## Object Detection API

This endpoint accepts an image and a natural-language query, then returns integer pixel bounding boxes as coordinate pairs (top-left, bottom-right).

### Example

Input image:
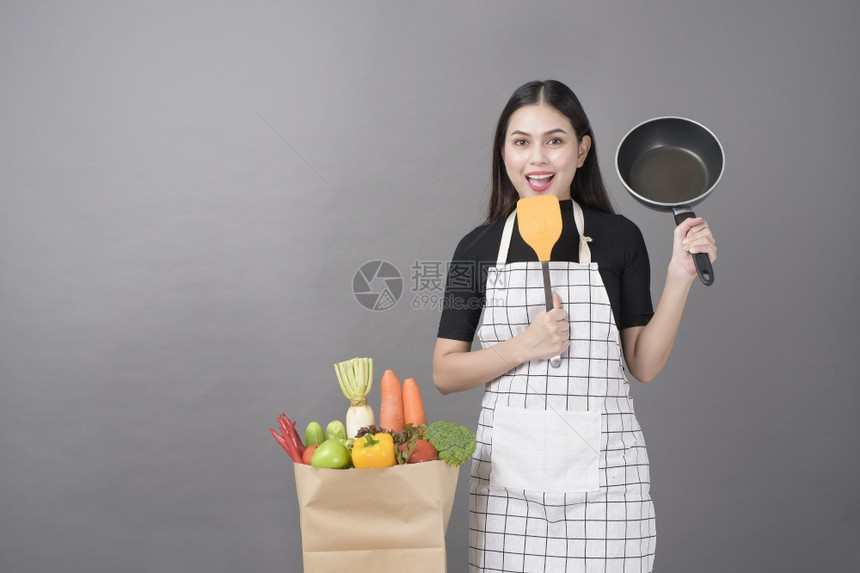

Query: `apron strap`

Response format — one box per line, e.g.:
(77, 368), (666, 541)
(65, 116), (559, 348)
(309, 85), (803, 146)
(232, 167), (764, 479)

(496, 210), (518, 267)
(573, 200), (593, 265)
(496, 200), (594, 266)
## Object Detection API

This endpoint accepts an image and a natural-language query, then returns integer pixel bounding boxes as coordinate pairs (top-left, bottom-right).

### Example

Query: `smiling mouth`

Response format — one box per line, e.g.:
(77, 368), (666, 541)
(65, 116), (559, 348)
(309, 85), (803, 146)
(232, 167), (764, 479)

(526, 172), (554, 191)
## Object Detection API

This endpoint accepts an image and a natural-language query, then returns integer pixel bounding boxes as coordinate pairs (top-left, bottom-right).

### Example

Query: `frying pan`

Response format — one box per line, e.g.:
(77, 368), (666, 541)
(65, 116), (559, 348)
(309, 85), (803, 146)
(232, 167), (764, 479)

(517, 195), (564, 368)
(616, 116), (724, 286)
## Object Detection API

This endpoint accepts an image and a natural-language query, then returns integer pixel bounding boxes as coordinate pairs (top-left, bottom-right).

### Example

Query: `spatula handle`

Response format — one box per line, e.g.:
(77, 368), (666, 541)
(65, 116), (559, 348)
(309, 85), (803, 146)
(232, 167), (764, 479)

(541, 263), (562, 368)
(542, 264), (553, 312)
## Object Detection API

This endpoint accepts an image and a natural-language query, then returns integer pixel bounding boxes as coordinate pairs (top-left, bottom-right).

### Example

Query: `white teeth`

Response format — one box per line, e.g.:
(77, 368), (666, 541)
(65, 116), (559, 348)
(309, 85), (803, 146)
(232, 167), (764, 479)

(527, 174), (553, 180)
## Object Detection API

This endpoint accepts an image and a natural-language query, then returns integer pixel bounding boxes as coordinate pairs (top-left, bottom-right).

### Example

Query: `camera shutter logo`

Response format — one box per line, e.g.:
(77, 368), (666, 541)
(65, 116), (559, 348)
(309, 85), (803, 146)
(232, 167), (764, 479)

(352, 261), (403, 311)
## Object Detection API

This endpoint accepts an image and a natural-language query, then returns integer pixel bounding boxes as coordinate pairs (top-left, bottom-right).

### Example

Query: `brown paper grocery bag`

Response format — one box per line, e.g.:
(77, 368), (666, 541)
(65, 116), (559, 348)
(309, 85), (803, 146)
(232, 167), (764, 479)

(293, 460), (459, 573)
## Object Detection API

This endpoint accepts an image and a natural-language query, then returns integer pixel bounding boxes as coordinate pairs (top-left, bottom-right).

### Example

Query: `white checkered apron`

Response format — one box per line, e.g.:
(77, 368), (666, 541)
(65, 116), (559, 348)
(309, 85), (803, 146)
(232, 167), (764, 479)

(469, 201), (656, 572)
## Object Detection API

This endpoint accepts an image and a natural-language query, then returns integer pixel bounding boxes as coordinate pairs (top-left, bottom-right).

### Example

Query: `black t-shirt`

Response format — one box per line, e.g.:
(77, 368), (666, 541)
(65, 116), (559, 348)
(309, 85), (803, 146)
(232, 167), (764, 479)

(437, 199), (654, 342)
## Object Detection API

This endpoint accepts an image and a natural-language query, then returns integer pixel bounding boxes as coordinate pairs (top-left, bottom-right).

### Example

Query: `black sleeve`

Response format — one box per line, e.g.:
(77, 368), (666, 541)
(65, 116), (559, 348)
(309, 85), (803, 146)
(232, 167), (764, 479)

(436, 225), (497, 342)
(617, 216), (654, 329)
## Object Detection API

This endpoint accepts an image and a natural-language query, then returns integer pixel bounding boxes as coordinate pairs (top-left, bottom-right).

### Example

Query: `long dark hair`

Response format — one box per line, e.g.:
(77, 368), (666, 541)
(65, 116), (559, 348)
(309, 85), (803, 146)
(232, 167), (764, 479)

(485, 80), (614, 223)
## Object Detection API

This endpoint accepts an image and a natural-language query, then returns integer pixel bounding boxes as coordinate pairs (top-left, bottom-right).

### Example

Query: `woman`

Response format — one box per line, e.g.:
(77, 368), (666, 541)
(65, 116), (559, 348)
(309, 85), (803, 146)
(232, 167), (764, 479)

(433, 80), (716, 572)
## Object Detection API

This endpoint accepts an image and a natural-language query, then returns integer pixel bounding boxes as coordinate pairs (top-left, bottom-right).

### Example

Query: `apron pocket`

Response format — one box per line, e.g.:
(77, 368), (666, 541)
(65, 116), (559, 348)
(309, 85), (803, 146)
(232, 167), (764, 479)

(490, 405), (601, 493)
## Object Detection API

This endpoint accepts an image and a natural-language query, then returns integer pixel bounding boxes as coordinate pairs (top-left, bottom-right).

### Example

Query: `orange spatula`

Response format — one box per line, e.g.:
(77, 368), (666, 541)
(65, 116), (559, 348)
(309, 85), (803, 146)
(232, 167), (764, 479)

(517, 195), (564, 367)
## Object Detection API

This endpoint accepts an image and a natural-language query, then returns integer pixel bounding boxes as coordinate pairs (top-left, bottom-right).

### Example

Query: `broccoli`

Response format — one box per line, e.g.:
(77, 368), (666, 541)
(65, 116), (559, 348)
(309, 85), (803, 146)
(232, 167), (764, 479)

(423, 421), (477, 467)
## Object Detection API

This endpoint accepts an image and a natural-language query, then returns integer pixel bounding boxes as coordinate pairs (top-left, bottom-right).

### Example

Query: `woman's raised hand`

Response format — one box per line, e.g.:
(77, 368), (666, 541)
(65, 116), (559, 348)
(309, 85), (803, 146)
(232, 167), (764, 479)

(669, 217), (717, 283)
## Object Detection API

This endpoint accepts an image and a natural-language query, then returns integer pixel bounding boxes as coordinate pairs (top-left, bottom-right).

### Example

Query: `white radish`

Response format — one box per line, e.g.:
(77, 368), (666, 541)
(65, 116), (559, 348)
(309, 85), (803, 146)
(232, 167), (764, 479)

(334, 357), (376, 438)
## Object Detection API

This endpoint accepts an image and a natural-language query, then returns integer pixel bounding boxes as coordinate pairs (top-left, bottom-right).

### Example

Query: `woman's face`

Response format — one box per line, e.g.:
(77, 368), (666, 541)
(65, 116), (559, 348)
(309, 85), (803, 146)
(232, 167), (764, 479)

(502, 104), (591, 200)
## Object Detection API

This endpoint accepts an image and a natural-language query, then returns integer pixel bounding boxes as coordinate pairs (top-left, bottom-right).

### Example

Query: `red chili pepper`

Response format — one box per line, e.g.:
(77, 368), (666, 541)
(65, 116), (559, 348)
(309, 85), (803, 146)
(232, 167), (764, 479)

(269, 413), (307, 463)
(269, 427), (302, 462)
(291, 423), (306, 456)
(278, 413), (306, 457)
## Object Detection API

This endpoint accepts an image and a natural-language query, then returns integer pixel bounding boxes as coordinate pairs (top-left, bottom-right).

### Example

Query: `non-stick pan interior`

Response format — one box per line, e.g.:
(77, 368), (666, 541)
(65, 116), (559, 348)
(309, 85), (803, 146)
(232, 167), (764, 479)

(617, 117), (724, 207)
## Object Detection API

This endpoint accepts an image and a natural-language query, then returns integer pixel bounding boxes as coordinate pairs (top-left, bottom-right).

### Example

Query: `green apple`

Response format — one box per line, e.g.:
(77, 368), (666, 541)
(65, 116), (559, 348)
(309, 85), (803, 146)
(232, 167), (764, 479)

(310, 438), (351, 469)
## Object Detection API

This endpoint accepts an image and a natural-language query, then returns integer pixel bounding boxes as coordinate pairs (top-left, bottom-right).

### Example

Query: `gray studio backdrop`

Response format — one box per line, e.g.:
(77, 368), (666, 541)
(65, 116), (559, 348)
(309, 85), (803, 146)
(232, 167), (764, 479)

(2, 1), (858, 572)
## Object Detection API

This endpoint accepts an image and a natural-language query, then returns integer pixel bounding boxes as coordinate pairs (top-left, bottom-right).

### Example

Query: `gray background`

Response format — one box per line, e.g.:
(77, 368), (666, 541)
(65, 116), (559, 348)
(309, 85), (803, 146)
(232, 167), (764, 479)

(2, 1), (858, 572)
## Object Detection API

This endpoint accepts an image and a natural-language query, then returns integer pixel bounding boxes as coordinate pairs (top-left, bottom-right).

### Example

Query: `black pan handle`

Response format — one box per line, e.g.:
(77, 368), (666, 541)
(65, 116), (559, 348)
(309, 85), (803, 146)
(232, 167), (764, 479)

(673, 209), (714, 286)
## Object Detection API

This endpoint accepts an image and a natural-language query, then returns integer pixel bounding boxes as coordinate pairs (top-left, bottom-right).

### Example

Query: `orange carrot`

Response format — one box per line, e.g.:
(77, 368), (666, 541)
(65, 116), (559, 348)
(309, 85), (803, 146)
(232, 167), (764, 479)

(379, 369), (405, 432)
(402, 377), (427, 426)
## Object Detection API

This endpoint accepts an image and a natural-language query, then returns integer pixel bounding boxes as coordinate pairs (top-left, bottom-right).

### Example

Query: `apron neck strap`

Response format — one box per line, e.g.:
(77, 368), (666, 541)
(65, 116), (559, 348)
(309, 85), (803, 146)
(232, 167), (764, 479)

(496, 200), (593, 266)
(496, 210), (518, 267)
(573, 200), (592, 265)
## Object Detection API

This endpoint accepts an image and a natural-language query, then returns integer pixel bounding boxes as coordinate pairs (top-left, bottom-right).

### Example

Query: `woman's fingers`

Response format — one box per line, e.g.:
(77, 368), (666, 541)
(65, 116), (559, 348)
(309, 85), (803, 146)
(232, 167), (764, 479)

(681, 219), (717, 261)
(669, 217), (718, 279)
(546, 293), (569, 348)
(515, 290), (573, 362)
(674, 216), (704, 237)
(548, 292), (568, 332)
(520, 293), (569, 360)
